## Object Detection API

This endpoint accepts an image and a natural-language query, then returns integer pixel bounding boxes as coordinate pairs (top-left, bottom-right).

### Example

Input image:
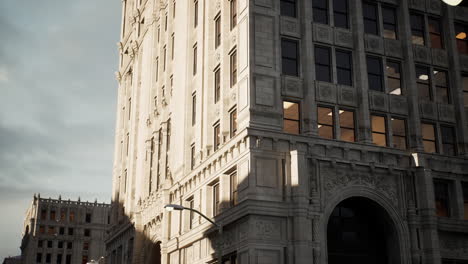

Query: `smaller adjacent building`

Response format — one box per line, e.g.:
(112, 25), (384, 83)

(20, 194), (111, 264)
(2, 256), (22, 264)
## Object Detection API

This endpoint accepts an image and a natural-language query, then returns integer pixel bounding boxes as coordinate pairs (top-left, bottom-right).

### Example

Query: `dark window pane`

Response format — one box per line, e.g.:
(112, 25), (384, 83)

(368, 75), (383, 91)
(411, 13), (425, 45)
(282, 39), (298, 76)
(337, 69), (352, 86)
(418, 83), (431, 101)
(281, 0), (296, 17)
(333, 0), (348, 28)
(283, 59), (298, 76)
(441, 126), (456, 155)
(363, 3), (378, 35)
(316, 65), (331, 82)
(434, 180), (450, 217)
(382, 7), (397, 39)
(314, 9), (329, 24)
(315, 47), (330, 64)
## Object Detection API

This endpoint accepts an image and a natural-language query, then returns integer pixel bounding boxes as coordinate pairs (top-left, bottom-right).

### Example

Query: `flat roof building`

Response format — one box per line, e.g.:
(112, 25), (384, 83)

(20, 195), (110, 264)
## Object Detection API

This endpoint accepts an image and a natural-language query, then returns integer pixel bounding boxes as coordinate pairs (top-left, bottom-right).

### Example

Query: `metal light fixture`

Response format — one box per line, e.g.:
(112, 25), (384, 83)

(441, 0), (468, 6)
(164, 204), (219, 227)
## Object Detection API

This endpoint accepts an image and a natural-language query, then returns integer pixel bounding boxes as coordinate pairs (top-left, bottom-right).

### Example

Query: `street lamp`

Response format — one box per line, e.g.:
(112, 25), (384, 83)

(441, 0), (468, 6)
(86, 256), (104, 264)
(164, 204), (220, 228)
(164, 204), (223, 261)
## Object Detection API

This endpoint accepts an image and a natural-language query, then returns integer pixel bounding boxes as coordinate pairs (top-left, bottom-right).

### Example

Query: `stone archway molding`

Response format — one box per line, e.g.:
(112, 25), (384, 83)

(318, 187), (412, 264)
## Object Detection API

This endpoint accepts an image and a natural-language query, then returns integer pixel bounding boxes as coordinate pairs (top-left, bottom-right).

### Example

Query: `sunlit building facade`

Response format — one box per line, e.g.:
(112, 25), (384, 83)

(108, 0), (468, 263)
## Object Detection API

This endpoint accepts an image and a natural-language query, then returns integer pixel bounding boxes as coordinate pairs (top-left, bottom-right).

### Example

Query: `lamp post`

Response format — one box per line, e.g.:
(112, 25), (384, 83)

(86, 256), (104, 264)
(164, 204), (223, 261)
(441, 0), (468, 6)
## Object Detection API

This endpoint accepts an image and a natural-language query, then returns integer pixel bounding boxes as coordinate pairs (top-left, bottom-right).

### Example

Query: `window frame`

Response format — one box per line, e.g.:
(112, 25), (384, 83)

(230, 0), (237, 29)
(280, 0), (297, 18)
(230, 107), (238, 138)
(382, 5), (398, 40)
(317, 106), (335, 140)
(410, 12), (426, 46)
(335, 49), (353, 86)
(339, 108), (356, 142)
(283, 100), (301, 134)
(230, 49), (238, 87)
(433, 179), (451, 217)
(282, 38), (299, 77)
(214, 67), (221, 103)
(333, 0), (349, 29)
(215, 14), (221, 48)
(314, 45), (331, 82)
(213, 121), (221, 151)
(313, 0), (329, 25)
(421, 122), (438, 153)
(363, 2), (379, 35)
(371, 114), (388, 147)
(366, 56), (384, 92)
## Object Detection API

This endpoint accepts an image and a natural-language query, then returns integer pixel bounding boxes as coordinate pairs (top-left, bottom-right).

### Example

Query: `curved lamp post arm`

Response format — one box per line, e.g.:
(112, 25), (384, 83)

(164, 204), (221, 231)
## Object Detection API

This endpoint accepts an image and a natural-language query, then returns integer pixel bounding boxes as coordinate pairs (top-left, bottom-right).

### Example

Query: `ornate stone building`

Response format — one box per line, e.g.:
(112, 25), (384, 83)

(108, 0), (468, 263)
(20, 195), (110, 264)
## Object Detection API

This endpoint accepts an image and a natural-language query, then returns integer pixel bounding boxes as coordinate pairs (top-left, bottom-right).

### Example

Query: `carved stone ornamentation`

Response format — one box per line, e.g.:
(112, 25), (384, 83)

(254, 219), (281, 240)
(322, 162), (399, 206)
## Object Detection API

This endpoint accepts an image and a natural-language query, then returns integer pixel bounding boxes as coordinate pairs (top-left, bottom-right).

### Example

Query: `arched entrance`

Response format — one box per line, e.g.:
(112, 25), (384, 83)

(327, 197), (400, 264)
(146, 242), (161, 264)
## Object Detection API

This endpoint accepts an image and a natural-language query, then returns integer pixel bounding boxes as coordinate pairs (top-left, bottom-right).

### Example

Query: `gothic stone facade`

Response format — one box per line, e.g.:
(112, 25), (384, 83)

(108, 0), (468, 263)
(20, 195), (110, 264)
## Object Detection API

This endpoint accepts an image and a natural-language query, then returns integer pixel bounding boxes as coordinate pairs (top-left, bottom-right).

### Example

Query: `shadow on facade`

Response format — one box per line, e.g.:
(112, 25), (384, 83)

(108, 168), (405, 264)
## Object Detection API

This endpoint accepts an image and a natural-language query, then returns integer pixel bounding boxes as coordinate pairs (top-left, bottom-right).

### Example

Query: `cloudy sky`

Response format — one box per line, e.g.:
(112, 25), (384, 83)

(0, 1), (121, 259)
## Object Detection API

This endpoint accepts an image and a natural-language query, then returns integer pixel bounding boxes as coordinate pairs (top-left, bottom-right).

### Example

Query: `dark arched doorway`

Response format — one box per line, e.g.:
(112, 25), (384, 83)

(327, 197), (400, 264)
(146, 242), (161, 264)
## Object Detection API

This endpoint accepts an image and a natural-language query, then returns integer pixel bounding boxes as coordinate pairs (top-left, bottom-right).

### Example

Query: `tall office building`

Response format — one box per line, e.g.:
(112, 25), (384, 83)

(107, 0), (468, 263)
(20, 195), (110, 264)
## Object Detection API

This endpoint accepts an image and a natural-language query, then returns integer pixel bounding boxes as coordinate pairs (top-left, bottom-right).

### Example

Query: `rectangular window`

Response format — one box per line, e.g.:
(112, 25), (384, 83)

(230, 50), (237, 86)
(336, 49), (352, 86)
(462, 182), (468, 220)
(171, 34), (175, 59)
(371, 115), (387, 147)
(214, 68), (221, 103)
(363, 2), (379, 35)
(215, 15), (221, 48)
(283, 101), (300, 134)
(68, 228), (74, 236)
(315, 46), (331, 82)
(382, 6), (397, 39)
(317, 106), (334, 139)
(367, 56), (383, 91)
(188, 197), (195, 229)
(391, 118), (407, 150)
(280, 0), (296, 17)
(58, 241), (63, 249)
(434, 70), (449, 104)
(213, 182), (220, 216)
(282, 39), (299, 76)
(231, 0), (237, 29)
(37, 253), (42, 263)
(387, 61), (402, 95)
(194, 1), (198, 27)
(38, 240), (43, 248)
(50, 210), (56, 220)
(57, 254), (62, 264)
(230, 108), (238, 137)
(193, 44), (197, 75)
(83, 242), (89, 251)
(59, 227), (65, 235)
(47, 241), (53, 248)
(191, 144), (195, 170)
(230, 171), (238, 206)
(455, 23), (468, 54)
(46, 254), (51, 264)
(60, 209), (66, 221)
(155, 57), (159, 81)
(66, 255), (71, 264)
(416, 66), (431, 101)
(333, 0), (348, 28)
(163, 46), (167, 71)
(39, 226), (45, 234)
(339, 109), (355, 142)
(313, 0), (329, 25)
(441, 126), (456, 156)
(84, 229), (91, 237)
(214, 122), (221, 151)
(434, 180), (450, 217)
(48, 227), (55, 235)
(422, 123), (437, 153)
(192, 93), (196, 126)
(128, 98), (132, 120)
(41, 209), (47, 220)
(81, 256), (88, 264)
(463, 75), (468, 107)
(410, 13), (425, 45)
(166, 119), (171, 151)
(173, 1), (176, 17)
(85, 213), (91, 223)
(429, 17), (443, 49)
